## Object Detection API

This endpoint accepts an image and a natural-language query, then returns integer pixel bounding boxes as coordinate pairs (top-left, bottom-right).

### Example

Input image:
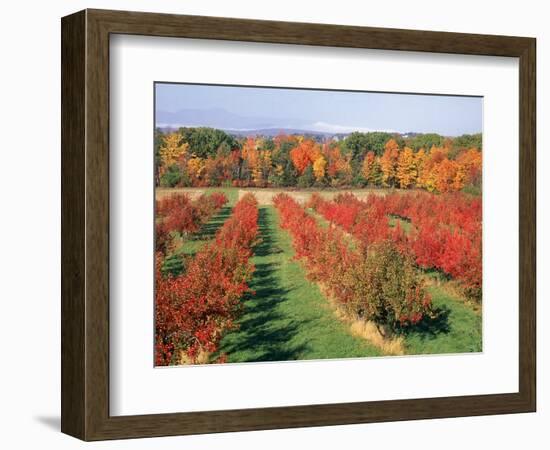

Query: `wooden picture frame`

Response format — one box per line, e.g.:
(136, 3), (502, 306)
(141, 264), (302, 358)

(61, 8), (536, 441)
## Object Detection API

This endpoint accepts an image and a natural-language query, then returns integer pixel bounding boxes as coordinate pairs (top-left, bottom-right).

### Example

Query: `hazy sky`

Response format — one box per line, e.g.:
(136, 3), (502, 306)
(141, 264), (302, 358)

(155, 83), (482, 136)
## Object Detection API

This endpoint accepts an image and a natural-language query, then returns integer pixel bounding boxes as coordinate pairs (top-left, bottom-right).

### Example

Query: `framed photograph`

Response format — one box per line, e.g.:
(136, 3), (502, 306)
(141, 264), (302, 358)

(61, 9), (536, 441)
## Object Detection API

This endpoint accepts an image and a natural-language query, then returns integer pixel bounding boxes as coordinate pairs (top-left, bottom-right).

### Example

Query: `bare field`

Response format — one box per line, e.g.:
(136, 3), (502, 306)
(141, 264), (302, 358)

(155, 186), (396, 205)
(155, 187), (205, 200)
(236, 188), (388, 205)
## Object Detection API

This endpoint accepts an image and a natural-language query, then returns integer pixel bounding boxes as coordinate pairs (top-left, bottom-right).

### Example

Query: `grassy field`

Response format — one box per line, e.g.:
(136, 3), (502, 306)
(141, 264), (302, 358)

(388, 215), (412, 233)
(158, 187), (482, 359)
(216, 206), (381, 362)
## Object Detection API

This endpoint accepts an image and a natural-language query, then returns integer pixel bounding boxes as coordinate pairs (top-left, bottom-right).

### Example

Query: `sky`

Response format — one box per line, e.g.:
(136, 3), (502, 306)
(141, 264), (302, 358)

(155, 83), (482, 136)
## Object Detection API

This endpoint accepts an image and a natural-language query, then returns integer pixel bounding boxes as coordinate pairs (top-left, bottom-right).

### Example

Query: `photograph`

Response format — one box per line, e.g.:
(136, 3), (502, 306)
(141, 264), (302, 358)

(153, 82), (483, 366)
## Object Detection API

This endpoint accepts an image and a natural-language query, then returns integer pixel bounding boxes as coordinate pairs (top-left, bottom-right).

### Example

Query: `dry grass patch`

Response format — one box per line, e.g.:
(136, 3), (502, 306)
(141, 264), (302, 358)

(318, 284), (405, 356)
(238, 188), (387, 205)
(422, 274), (481, 314)
(348, 320), (405, 356)
(178, 349), (210, 365)
(156, 187), (204, 200)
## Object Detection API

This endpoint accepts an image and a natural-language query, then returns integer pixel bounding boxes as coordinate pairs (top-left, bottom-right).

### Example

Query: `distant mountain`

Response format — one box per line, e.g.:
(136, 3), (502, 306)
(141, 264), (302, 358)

(156, 108), (309, 131)
(156, 125), (347, 139)
(224, 128), (344, 138)
(156, 108), (405, 139)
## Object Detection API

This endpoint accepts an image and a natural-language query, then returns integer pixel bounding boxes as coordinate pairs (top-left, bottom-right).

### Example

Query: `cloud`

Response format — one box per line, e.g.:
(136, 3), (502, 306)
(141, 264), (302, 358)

(308, 122), (398, 134)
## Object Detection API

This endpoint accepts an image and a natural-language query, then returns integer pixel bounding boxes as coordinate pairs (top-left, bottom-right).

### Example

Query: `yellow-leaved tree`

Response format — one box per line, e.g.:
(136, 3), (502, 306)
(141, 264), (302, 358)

(380, 139), (399, 187)
(361, 151), (382, 186)
(396, 146), (417, 188)
(159, 133), (188, 169)
(456, 148), (482, 187)
(187, 157), (204, 184)
(313, 156), (327, 182)
(414, 148), (427, 188)
(417, 146), (448, 192)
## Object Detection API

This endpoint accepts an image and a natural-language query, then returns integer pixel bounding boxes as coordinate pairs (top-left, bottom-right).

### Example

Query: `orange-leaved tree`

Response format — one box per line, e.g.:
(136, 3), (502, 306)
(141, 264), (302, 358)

(290, 139), (321, 175)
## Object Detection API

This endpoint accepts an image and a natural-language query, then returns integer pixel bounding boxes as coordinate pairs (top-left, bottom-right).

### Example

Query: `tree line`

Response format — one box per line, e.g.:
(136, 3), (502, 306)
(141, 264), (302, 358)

(156, 127), (482, 193)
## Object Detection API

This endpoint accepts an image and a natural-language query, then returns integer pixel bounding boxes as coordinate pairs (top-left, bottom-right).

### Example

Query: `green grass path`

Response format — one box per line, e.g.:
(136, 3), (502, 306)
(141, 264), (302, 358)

(177, 205), (233, 256)
(218, 206), (381, 362)
(162, 189), (239, 276)
(178, 187), (240, 256)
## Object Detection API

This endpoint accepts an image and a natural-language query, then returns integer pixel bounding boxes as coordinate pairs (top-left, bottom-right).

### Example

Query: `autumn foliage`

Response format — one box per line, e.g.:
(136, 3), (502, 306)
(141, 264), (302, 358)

(383, 191), (482, 300)
(361, 143), (482, 193)
(155, 192), (228, 253)
(310, 191), (482, 301)
(274, 194), (432, 332)
(155, 194), (259, 365)
(307, 193), (396, 250)
(157, 129), (480, 193)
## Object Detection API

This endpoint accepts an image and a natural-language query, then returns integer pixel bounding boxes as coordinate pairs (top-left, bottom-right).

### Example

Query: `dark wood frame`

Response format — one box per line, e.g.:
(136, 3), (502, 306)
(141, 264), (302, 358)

(61, 8), (536, 441)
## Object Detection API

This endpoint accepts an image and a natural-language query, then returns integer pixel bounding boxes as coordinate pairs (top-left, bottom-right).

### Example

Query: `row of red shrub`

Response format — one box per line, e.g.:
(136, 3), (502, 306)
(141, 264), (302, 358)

(155, 192), (228, 253)
(383, 191), (482, 300)
(155, 193), (259, 365)
(307, 192), (403, 250)
(274, 193), (431, 333)
(308, 191), (482, 300)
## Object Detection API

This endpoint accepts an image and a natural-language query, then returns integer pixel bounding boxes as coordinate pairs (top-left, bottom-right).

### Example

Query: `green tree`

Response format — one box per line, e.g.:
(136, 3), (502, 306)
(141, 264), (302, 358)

(409, 133), (444, 151)
(342, 131), (395, 160)
(160, 164), (182, 187)
(452, 133), (482, 151)
(154, 128), (164, 186)
(297, 165), (315, 188)
(270, 140), (297, 186)
(259, 137), (276, 151)
(178, 127), (237, 158)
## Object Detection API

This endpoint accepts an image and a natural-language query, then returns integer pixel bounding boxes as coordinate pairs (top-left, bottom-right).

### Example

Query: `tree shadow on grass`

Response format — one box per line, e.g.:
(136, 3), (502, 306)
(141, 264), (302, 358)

(218, 207), (309, 362)
(225, 262), (311, 362)
(400, 305), (452, 341)
(253, 207), (283, 257)
(192, 206), (233, 242)
(176, 206), (233, 260)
